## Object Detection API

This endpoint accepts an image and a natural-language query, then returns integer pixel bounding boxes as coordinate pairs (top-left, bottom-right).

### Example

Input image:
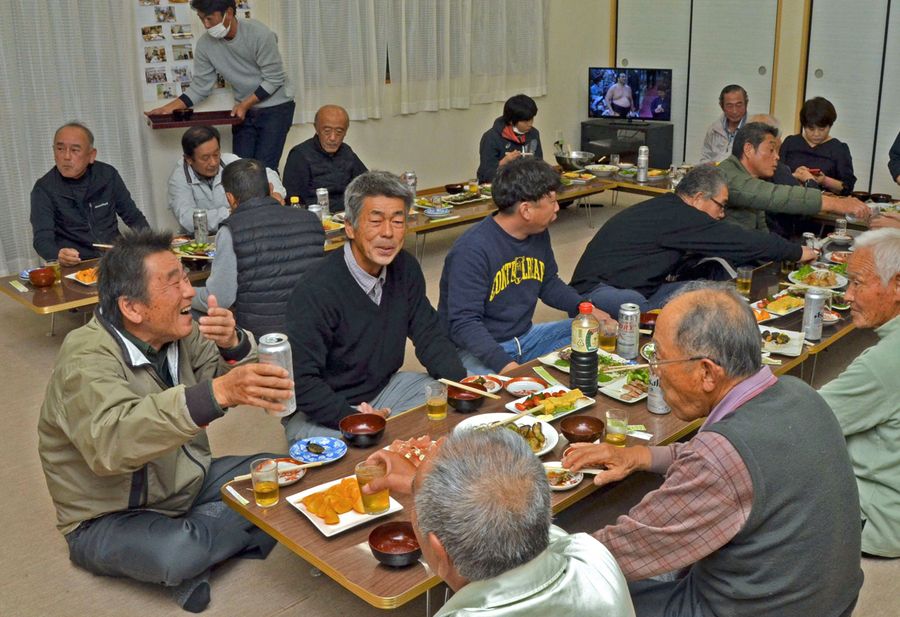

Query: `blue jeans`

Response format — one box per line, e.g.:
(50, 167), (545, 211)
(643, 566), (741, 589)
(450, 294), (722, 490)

(459, 319), (572, 375)
(232, 100), (295, 173)
(587, 281), (687, 316)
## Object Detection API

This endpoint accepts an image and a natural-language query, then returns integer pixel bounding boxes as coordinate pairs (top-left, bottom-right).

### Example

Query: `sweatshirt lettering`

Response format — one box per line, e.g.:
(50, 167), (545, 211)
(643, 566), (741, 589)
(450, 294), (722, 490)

(488, 256), (545, 302)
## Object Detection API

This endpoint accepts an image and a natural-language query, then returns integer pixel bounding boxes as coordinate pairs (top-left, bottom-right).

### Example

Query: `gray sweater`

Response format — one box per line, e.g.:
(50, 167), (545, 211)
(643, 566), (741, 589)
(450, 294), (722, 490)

(182, 18), (292, 109)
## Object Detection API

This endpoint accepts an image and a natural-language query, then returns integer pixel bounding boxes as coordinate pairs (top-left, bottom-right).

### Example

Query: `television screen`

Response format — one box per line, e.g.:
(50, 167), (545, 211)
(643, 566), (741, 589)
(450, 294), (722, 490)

(589, 67), (673, 121)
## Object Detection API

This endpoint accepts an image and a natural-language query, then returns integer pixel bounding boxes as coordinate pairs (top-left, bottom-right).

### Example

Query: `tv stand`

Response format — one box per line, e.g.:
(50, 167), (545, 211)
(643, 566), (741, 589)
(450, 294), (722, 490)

(581, 119), (673, 168)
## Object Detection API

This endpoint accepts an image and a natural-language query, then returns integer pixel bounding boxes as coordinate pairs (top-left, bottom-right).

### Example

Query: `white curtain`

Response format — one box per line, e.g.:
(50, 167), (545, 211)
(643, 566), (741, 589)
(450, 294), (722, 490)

(274, 0), (385, 123)
(0, 1), (159, 275)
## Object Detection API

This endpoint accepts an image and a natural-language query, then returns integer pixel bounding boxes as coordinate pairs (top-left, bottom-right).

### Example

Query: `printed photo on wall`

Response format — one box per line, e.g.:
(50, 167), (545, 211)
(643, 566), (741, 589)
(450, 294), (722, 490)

(173, 66), (192, 84)
(157, 83), (178, 100)
(171, 24), (193, 39)
(154, 6), (176, 23)
(138, 0), (160, 6)
(172, 44), (193, 61)
(145, 67), (168, 84)
(144, 46), (167, 64)
(141, 25), (164, 41)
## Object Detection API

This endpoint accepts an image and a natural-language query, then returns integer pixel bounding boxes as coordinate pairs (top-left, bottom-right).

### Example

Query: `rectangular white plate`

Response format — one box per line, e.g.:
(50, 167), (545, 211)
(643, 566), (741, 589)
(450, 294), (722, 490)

(751, 290), (804, 322)
(538, 349), (636, 380)
(758, 325), (804, 357)
(287, 476), (403, 538)
(65, 272), (97, 286)
(598, 375), (648, 404)
(504, 385), (596, 421)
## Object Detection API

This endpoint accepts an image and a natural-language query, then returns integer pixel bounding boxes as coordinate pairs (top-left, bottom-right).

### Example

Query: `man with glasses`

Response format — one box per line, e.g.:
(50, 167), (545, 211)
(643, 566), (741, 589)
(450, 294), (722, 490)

(570, 165), (816, 315)
(563, 284), (863, 617)
(699, 84), (748, 164)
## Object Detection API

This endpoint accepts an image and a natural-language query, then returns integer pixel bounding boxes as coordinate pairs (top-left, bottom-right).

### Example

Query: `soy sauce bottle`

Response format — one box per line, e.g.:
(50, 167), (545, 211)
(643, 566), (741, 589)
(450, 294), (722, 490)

(569, 302), (599, 396)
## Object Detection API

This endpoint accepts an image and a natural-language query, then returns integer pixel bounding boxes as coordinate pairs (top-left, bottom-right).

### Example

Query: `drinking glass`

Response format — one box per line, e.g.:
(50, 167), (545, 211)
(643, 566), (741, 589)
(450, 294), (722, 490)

(609, 153), (621, 166)
(44, 260), (61, 283)
(425, 382), (448, 421)
(835, 218), (848, 237)
(735, 266), (753, 299)
(599, 321), (617, 353)
(355, 461), (390, 514)
(250, 458), (279, 508)
(605, 409), (628, 446)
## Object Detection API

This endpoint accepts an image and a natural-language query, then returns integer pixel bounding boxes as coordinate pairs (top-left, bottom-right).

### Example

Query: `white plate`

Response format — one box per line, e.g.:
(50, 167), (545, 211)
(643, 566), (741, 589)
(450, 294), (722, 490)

(751, 291), (805, 323)
(825, 250), (853, 265)
(460, 375), (503, 394)
(274, 458), (307, 487)
(455, 412), (559, 457)
(287, 476), (402, 537)
(822, 310), (840, 324)
(65, 272), (97, 286)
(787, 269), (848, 290)
(504, 385), (596, 422)
(504, 377), (550, 397)
(543, 463), (583, 491)
(537, 348), (633, 377)
(758, 325), (804, 357)
(598, 375), (648, 404)
(640, 342), (656, 361)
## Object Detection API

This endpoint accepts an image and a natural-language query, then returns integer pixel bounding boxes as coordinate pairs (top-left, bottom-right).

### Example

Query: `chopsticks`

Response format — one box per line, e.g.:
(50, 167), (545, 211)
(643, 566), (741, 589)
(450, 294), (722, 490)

(438, 378), (502, 399)
(232, 460), (325, 482)
(92, 243), (114, 249)
(483, 406), (537, 429)
(544, 462), (605, 475)
(599, 363), (650, 374)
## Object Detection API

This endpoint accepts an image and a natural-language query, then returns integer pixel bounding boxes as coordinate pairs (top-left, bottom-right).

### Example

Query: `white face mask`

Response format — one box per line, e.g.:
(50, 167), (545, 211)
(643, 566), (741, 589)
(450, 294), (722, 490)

(207, 14), (230, 39)
(512, 126), (526, 135)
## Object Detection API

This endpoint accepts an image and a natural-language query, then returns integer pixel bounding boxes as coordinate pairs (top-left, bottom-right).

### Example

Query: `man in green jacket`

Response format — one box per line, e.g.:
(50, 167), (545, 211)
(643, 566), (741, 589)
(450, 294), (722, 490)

(819, 228), (900, 558)
(717, 122), (869, 231)
(38, 229), (293, 613)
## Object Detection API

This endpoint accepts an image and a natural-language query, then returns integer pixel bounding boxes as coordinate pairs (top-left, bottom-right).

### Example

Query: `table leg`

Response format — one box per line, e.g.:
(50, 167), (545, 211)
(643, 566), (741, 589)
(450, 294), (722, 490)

(415, 233), (427, 261)
(48, 313), (56, 337)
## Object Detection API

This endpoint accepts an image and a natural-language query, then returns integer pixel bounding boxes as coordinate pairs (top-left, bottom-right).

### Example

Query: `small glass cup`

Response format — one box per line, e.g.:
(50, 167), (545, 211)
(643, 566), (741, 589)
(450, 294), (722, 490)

(44, 260), (61, 283)
(468, 178), (479, 193)
(835, 218), (848, 237)
(599, 321), (617, 353)
(250, 458), (279, 508)
(425, 382), (448, 421)
(355, 461), (390, 514)
(609, 153), (621, 166)
(735, 266), (753, 299)
(605, 409), (628, 446)
(431, 196), (443, 209)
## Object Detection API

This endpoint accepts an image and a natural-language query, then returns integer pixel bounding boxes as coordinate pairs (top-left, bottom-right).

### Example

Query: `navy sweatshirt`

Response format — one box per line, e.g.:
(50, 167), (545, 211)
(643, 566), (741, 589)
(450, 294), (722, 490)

(438, 215), (583, 372)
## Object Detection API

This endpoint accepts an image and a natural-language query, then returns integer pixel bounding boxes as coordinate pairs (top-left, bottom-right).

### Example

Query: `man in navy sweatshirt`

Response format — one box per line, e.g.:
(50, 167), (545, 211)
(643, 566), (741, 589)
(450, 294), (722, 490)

(439, 158), (614, 374)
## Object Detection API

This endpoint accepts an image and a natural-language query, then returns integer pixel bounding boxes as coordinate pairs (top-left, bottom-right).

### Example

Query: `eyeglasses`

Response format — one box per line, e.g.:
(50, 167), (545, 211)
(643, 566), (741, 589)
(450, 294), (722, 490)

(709, 197), (727, 211)
(648, 355), (716, 373)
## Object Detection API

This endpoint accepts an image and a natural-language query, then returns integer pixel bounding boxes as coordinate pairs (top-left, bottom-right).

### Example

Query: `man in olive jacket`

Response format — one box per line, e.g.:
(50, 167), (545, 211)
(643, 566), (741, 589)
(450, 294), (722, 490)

(38, 230), (293, 613)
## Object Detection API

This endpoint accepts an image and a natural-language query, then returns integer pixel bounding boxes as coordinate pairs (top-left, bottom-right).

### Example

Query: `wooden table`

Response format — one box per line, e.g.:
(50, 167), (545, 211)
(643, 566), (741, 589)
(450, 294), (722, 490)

(146, 110), (243, 130)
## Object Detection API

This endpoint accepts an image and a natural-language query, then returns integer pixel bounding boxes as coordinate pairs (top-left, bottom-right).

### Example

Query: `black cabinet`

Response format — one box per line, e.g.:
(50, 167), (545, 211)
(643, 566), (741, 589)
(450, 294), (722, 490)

(581, 120), (674, 169)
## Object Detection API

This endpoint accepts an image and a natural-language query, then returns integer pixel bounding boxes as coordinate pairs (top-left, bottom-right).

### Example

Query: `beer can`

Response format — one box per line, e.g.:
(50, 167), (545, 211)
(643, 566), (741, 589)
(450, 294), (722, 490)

(402, 171), (417, 197)
(315, 188), (330, 217)
(307, 204), (324, 222)
(616, 302), (640, 360)
(647, 373), (670, 414)
(636, 146), (650, 182)
(801, 288), (827, 341)
(258, 333), (296, 418)
(192, 209), (209, 244)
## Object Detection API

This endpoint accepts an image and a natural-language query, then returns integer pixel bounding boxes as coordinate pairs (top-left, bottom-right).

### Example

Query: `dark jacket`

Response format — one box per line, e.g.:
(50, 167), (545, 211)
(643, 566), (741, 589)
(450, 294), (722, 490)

(570, 192), (802, 297)
(30, 162), (149, 261)
(477, 117), (543, 183)
(780, 133), (856, 195)
(282, 136), (367, 212)
(889, 131), (900, 181)
(221, 196), (324, 339)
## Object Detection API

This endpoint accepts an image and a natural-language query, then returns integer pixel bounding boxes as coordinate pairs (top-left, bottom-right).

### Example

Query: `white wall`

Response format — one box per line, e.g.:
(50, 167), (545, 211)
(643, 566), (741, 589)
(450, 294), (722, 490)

(139, 0), (612, 229)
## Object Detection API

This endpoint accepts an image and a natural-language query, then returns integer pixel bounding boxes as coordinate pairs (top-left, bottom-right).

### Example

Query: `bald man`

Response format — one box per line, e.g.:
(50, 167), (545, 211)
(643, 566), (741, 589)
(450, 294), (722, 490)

(282, 104), (367, 212)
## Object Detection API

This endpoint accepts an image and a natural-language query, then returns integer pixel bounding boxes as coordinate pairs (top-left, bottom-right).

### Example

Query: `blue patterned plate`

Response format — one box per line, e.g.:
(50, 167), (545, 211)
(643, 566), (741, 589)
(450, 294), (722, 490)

(289, 436), (348, 464)
(19, 268), (39, 281)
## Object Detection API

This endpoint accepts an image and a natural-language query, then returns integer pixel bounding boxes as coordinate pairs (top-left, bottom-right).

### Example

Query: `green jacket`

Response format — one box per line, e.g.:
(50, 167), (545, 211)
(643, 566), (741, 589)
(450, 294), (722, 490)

(819, 315), (900, 557)
(435, 526), (634, 617)
(38, 314), (256, 535)
(718, 155), (822, 231)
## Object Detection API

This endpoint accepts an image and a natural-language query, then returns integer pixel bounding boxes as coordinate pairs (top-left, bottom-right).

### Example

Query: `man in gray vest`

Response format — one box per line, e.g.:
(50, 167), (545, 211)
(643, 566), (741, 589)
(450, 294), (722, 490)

(192, 158), (323, 340)
(564, 284), (863, 617)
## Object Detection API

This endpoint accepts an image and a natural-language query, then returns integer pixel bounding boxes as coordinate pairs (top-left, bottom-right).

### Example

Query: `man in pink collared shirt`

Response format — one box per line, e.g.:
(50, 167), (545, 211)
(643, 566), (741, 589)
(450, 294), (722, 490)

(564, 285), (862, 617)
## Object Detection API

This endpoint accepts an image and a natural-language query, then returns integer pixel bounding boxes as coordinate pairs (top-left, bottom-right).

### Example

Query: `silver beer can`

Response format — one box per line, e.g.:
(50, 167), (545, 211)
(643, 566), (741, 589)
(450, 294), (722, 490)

(315, 188), (330, 217)
(402, 171), (417, 197)
(801, 288), (828, 341)
(616, 302), (640, 360)
(307, 204), (324, 222)
(647, 373), (670, 414)
(636, 146), (650, 182)
(192, 209), (208, 244)
(258, 332), (296, 418)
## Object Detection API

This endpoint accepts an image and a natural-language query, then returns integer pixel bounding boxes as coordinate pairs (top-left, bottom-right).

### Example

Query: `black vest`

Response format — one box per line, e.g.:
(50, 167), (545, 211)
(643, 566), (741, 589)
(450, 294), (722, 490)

(690, 377), (862, 617)
(222, 196), (324, 339)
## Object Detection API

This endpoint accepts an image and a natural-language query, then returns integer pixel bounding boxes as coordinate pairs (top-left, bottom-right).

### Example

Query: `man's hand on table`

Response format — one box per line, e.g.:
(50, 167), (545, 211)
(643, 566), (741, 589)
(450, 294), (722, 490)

(361, 450), (417, 496)
(58, 248), (81, 267)
(799, 246), (820, 263)
(211, 363), (293, 414)
(562, 442), (652, 487)
(145, 99), (186, 116)
(358, 401), (391, 419)
(198, 294), (239, 348)
(871, 212), (900, 230)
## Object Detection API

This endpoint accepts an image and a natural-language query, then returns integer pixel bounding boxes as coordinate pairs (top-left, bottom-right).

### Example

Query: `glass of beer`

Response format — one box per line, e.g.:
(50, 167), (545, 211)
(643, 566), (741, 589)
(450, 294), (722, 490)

(355, 461), (390, 514)
(44, 260), (61, 283)
(425, 382), (448, 421)
(599, 320), (617, 353)
(735, 266), (753, 299)
(250, 458), (279, 508)
(604, 408), (628, 446)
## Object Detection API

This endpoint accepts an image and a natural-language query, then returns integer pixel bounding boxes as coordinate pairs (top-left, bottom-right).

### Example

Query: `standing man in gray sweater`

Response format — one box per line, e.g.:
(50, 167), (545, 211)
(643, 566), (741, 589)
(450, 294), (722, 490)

(147, 0), (295, 173)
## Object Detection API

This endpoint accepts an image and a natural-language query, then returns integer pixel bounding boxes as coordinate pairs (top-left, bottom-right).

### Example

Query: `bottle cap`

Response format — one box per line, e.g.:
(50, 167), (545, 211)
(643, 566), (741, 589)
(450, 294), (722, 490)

(578, 302), (594, 314)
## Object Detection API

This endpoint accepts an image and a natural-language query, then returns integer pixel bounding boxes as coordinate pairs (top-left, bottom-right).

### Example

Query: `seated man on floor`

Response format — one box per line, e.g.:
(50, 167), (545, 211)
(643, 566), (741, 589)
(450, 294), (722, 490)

(819, 228), (900, 558)
(439, 157), (614, 375)
(31, 122), (149, 266)
(282, 104), (367, 211)
(191, 158), (324, 340)
(718, 122), (869, 231)
(570, 165), (817, 314)
(168, 125), (285, 233)
(362, 428), (635, 617)
(38, 229), (294, 613)
(563, 284), (863, 617)
(284, 171), (465, 441)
